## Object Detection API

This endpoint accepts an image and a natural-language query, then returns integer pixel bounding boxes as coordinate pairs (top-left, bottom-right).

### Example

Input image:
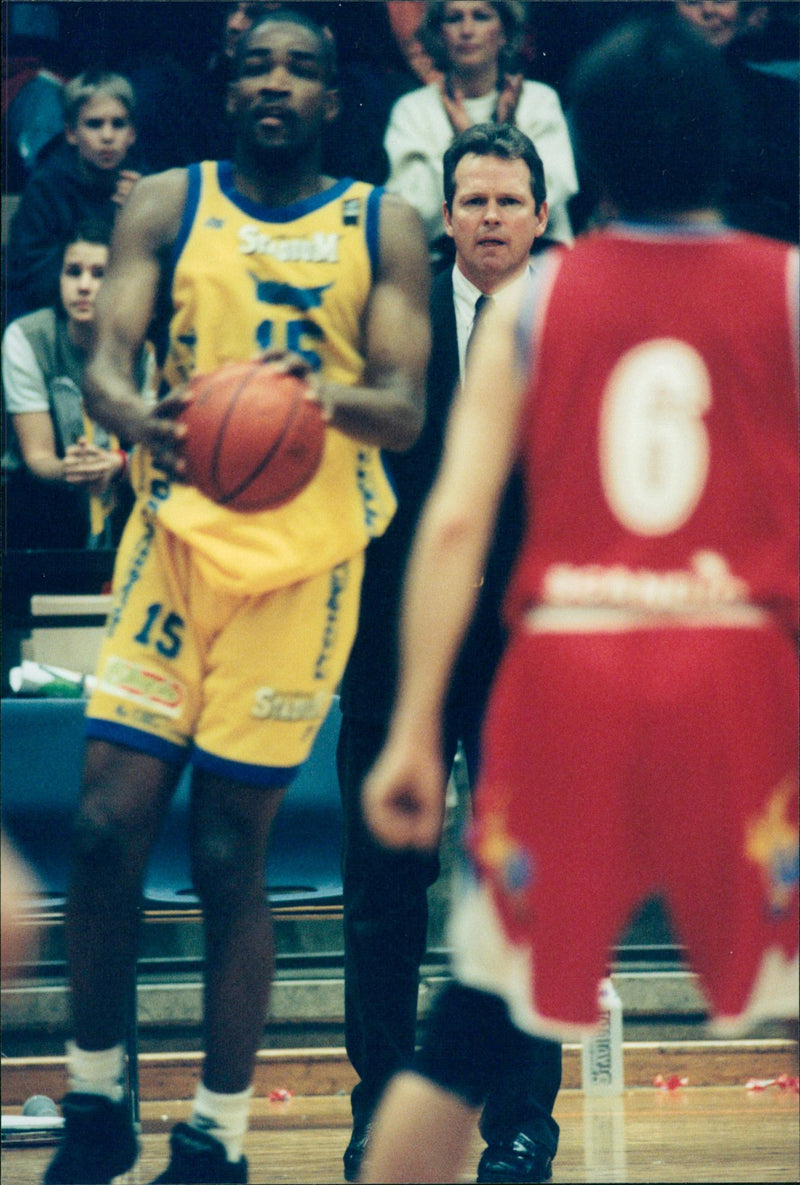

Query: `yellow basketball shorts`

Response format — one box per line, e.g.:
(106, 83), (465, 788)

(86, 517), (364, 787)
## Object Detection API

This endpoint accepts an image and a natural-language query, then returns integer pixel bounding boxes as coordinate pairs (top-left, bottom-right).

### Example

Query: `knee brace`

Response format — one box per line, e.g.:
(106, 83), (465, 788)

(415, 982), (517, 1107)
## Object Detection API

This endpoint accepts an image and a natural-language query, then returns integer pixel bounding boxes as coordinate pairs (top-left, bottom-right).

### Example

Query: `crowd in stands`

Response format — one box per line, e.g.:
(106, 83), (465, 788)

(2, 0), (798, 554)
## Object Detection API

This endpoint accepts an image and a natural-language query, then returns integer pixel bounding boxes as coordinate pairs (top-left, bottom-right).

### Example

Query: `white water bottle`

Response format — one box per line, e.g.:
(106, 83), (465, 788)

(581, 977), (624, 1096)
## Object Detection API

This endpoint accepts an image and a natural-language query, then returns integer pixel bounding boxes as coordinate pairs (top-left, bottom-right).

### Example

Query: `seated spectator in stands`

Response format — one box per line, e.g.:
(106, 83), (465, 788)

(386, 0), (440, 84)
(384, 0), (578, 262)
(6, 71), (141, 319)
(3, 2), (67, 194)
(2, 222), (151, 552)
(675, 0), (767, 50)
(674, 1), (799, 241)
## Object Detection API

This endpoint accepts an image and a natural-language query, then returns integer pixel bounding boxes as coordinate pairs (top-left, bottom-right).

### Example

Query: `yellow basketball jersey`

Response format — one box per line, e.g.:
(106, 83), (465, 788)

(136, 161), (396, 594)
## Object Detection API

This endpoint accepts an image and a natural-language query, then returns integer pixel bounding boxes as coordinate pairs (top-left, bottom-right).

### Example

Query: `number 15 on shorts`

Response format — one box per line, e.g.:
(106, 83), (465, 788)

(133, 603), (185, 660)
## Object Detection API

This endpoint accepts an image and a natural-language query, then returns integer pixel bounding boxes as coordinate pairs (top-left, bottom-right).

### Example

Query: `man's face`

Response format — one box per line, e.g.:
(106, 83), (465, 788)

(444, 154), (548, 290)
(66, 95), (136, 172)
(227, 20), (338, 156)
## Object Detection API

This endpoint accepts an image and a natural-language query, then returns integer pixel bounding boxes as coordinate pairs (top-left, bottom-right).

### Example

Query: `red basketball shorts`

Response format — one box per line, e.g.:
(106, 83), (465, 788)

(451, 620), (798, 1038)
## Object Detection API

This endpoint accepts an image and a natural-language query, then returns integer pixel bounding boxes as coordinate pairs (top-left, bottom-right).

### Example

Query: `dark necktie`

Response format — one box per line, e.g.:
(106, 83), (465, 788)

(466, 293), (492, 366)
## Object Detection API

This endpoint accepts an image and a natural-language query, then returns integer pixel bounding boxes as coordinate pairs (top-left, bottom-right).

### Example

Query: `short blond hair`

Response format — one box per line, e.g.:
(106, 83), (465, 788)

(62, 70), (137, 128)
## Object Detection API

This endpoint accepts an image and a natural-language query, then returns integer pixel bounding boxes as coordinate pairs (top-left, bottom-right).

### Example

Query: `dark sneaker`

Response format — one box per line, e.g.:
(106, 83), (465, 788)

(343, 1115), (372, 1183)
(150, 1122), (248, 1184)
(43, 1092), (138, 1184)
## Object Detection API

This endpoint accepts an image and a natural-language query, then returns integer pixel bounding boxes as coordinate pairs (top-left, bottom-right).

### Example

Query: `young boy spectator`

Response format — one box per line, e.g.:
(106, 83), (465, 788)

(6, 71), (141, 320)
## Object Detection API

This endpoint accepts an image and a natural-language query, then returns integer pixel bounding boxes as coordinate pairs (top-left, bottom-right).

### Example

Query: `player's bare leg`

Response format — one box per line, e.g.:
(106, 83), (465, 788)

(360, 1073), (480, 1184)
(189, 770), (286, 1093)
(44, 742), (181, 1184)
(147, 772), (287, 1183)
(68, 742), (181, 1049)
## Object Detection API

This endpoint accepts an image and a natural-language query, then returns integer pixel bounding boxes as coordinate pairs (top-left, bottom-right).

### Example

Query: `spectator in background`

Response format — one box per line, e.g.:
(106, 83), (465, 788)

(674, 1), (799, 242)
(2, 221), (149, 551)
(674, 0), (768, 50)
(386, 0), (440, 84)
(3, 2), (67, 194)
(384, 0), (578, 263)
(6, 71), (141, 319)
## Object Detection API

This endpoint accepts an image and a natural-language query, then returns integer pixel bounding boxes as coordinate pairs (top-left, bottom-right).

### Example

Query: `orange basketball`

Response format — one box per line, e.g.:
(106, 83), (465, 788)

(180, 361), (326, 511)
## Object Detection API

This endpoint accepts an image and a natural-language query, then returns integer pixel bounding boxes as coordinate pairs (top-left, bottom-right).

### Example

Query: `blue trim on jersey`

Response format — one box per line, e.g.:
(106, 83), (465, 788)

(171, 162), (203, 272)
(85, 716), (187, 767)
(193, 745), (301, 788)
(216, 162), (355, 223)
(153, 162), (204, 369)
(365, 186), (383, 281)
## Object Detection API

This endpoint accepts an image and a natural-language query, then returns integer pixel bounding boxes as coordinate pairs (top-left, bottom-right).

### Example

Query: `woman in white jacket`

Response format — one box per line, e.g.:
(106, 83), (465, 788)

(384, 0), (578, 260)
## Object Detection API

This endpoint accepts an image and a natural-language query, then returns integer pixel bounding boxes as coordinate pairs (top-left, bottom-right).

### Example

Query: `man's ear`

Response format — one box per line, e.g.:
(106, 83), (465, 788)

(533, 200), (549, 238)
(323, 87), (341, 125)
(65, 124), (78, 147)
(442, 200), (454, 238)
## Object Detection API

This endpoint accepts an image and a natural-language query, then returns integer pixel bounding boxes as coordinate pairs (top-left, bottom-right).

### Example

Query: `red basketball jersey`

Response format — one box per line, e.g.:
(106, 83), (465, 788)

(507, 227), (799, 636)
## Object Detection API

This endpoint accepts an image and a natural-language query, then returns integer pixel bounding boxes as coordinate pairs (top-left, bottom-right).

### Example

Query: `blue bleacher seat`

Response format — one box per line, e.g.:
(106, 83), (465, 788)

(1, 694), (346, 1129)
(1, 695), (345, 912)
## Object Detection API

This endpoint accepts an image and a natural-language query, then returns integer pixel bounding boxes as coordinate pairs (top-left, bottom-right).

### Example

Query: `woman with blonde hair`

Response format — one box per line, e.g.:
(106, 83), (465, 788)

(384, 0), (578, 261)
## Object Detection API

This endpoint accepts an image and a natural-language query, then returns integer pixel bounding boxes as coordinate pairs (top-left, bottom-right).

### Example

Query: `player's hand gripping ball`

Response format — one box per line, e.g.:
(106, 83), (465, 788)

(180, 361), (326, 511)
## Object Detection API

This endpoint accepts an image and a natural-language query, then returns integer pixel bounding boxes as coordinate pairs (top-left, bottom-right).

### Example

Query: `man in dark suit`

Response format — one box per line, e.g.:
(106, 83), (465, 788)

(338, 123), (562, 1185)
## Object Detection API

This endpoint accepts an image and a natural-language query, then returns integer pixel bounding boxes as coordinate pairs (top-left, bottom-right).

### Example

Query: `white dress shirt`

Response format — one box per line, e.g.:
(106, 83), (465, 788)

(452, 262), (535, 381)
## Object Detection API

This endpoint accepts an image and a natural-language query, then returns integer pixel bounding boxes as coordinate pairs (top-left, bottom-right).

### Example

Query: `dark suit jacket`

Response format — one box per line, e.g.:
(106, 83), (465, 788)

(339, 268), (526, 732)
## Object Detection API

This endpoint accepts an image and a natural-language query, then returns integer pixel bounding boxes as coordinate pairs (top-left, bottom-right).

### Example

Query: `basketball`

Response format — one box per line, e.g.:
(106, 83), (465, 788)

(180, 361), (326, 511)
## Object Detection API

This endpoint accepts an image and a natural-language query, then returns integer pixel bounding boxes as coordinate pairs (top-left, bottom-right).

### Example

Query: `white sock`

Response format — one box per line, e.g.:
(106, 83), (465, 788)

(191, 1082), (253, 1164)
(66, 1041), (125, 1102)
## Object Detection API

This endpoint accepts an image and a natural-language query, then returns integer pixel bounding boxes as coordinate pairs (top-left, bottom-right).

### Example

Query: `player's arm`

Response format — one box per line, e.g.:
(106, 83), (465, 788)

(83, 170), (189, 470)
(317, 193), (430, 452)
(362, 300), (527, 850)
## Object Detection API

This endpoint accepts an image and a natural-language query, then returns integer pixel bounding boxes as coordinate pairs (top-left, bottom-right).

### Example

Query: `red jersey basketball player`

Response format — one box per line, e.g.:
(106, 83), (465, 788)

(360, 13), (798, 1183)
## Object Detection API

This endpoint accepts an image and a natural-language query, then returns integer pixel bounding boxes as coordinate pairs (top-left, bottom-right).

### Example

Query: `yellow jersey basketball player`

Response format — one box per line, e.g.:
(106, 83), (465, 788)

(44, 11), (430, 1185)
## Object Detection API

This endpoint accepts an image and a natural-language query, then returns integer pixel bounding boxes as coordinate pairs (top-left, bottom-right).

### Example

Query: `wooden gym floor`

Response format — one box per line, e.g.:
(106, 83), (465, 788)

(3, 1040), (799, 1184)
(2, 1087), (799, 1184)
